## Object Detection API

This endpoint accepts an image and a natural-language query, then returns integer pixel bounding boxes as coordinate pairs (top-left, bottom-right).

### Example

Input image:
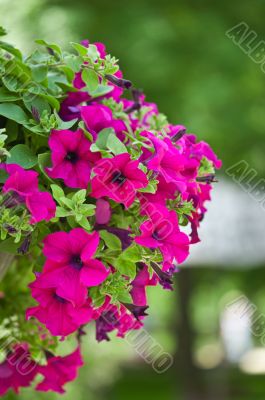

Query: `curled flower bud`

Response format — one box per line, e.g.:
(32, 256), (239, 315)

(196, 174), (217, 183)
(31, 106), (41, 123)
(17, 235), (31, 255)
(122, 303), (149, 320)
(151, 262), (174, 291)
(105, 74), (132, 89)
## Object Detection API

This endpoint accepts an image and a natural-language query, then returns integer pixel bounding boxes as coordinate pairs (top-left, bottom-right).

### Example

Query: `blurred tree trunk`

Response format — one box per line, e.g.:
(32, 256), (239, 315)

(175, 268), (202, 400)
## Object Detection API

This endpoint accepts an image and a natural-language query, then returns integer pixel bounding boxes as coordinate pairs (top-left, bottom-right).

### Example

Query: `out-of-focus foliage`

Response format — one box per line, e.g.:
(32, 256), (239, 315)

(2, 0), (265, 174)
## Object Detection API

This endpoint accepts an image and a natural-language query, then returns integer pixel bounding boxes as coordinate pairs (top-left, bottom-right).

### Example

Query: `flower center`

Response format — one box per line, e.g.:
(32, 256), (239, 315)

(152, 230), (161, 241)
(53, 293), (67, 303)
(65, 151), (79, 164)
(71, 255), (83, 270)
(111, 171), (126, 185)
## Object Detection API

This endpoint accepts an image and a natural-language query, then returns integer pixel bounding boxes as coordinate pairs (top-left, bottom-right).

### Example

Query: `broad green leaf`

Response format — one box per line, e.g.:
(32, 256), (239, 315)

(35, 39), (62, 56)
(7, 144), (37, 169)
(72, 189), (86, 204)
(51, 184), (65, 204)
(31, 65), (48, 82)
(81, 68), (99, 93)
(90, 128), (114, 152)
(70, 42), (88, 56)
(114, 258), (136, 280)
(77, 216), (91, 230)
(107, 133), (127, 155)
(100, 230), (122, 251)
(0, 103), (29, 124)
(55, 207), (71, 218)
(89, 84), (113, 98)
(0, 88), (20, 102)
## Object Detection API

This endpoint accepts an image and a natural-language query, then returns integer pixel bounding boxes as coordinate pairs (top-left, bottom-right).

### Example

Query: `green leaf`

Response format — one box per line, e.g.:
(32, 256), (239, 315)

(81, 68), (99, 93)
(100, 230), (122, 251)
(38, 152), (53, 181)
(55, 206), (71, 218)
(7, 144), (37, 169)
(50, 184), (65, 204)
(89, 84), (113, 98)
(70, 42), (88, 56)
(0, 88), (20, 102)
(72, 189), (86, 204)
(107, 133), (127, 155)
(77, 216), (91, 230)
(61, 197), (74, 209)
(35, 39), (62, 56)
(0, 103), (29, 124)
(90, 128), (114, 152)
(31, 65), (48, 82)
(64, 55), (83, 73)
(114, 258), (136, 280)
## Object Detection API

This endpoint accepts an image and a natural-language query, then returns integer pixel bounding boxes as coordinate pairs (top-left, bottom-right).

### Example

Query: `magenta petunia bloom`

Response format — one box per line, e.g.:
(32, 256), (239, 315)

(27, 275), (94, 336)
(41, 228), (109, 306)
(1, 164), (56, 224)
(130, 264), (156, 306)
(141, 132), (188, 190)
(80, 104), (127, 141)
(90, 153), (148, 208)
(135, 205), (189, 263)
(95, 199), (111, 224)
(0, 344), (37, 396)
(47, 129), (100, 189)
(2, 164), (39, 196)
(26, 192), (56, 223)
(36, 347), (83, 394)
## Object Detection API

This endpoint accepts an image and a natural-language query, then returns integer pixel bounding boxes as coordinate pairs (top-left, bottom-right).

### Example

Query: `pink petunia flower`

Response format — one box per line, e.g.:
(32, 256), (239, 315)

(135, 204), (189, 263)
(90, 153), (148, 208)
(80, 104), (127, 141)
(1, 164), (56, 223)
(0, 344), (37, 396)
(130, 264), (156, 306)
(36, 347), (83, 393)
(95, 199), (111, 224)
(47, 129), (100, 189)
(27, 275), (94, 336)
(40, 228), (109, 306)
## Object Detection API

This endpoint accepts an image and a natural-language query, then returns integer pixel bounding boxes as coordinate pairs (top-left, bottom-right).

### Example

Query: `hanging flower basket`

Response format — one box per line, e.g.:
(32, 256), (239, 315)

(0, 27), (221, 395)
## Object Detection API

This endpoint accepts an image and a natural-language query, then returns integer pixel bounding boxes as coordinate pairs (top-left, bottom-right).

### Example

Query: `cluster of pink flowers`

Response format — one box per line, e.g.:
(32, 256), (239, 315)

(0, 39), (221, 395)
(0, 164), (56, 223)
(0, 344), (83, 395)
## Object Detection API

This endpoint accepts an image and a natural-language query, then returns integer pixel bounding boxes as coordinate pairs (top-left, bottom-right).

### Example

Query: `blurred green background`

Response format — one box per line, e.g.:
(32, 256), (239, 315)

(1, 0), (265, 399)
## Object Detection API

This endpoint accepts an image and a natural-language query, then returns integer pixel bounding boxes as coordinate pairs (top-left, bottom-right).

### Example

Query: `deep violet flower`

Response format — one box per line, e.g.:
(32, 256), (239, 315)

(36, 347), (83, 393)
(1, 164), (56, 223)
(0, 344), (37, 396)
(27, 275), (94, 336)
(135, 204), (189, 263)
(90, 153), (148, 208)
(47, 128), (100, 189)
(94, 298), (143, 341)
(41, 228), (109, 306)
